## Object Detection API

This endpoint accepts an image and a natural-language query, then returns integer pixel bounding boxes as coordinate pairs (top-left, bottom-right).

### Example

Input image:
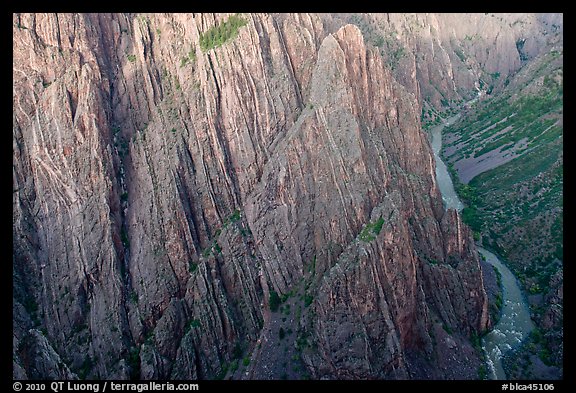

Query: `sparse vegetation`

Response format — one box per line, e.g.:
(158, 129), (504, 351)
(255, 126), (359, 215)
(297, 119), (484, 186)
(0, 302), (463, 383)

(186, 319), (201, 331)
(23, 295), (39, 316)
(442, 53), (562, 299)
(471, 332), (482, 351)
(202, 240), (222, 258)
(359, 216), (385, 242)
(127, 54), (137, 63)
(304, 294), (313, 308)
(199, 14), (248, 52)
(229, 209), (241, 222)
(269, 290), (281, 312)
(215, 362), (229, 380)
(129, 291), (138, 304)
(442, 52), (563, 378)
(127, 346), (141, 379)
(180, 48), (196, 68)
(309, 255), (317, 273)
(478, 364), (488, 379)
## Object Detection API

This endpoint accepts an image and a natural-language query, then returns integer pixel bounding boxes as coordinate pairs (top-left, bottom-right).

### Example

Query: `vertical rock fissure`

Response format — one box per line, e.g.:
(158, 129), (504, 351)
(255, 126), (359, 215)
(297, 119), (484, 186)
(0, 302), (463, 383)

(205, 54), (243, 211)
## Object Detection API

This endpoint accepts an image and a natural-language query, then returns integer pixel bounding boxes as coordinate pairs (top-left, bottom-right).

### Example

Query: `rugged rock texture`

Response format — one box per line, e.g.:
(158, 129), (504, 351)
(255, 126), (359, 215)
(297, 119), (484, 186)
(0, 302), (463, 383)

(13, 13), (496, 380)
(337, 13), (562, 108)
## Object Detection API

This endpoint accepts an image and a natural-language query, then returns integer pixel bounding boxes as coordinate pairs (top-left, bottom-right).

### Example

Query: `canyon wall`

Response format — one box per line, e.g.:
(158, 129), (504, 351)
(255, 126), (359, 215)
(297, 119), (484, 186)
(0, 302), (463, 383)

(12, 13), (508, 379)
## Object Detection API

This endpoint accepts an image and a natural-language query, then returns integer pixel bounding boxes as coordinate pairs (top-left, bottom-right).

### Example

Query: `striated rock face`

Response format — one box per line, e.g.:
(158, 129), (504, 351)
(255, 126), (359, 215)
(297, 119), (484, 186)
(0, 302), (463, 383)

(14, 13), (492, 380)
(327, 13), (562, 112)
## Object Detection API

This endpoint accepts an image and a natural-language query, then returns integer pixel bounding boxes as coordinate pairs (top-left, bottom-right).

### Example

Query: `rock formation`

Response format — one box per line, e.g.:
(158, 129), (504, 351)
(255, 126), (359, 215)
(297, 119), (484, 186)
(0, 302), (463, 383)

(17, 12), (556, 380)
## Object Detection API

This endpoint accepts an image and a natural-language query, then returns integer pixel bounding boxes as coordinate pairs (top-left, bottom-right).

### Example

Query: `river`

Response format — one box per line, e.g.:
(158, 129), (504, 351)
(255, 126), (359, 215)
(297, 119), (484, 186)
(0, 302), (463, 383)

(428, 114), (534, 380)
(430, 114), (464, 212)
(477, 247), (535, 379)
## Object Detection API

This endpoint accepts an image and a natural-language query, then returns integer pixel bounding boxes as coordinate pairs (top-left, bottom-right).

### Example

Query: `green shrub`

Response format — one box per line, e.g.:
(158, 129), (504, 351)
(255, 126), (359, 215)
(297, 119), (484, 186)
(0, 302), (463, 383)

(471, 332), (482, 351)
(269, 290), (281, 312)
(215, 362), (228, 380)
(229, 209), (241, 222)
(461, 206), (482, 232)
(304, 294), (314, 308)
(127, 346), (141, 378)
(372, 217), (385, 234)
(23, 296), (39, 315)
(129, 291), (138, 304)
(478, 364), (488, 379)
(359, 216), (385, 242)
(539, 347), (553, 366)
(199, 14), (247, 52)
(530, 328), (543, 344)
(308, 256), (316, 274)
(232, 342), (243, 359)
(180, 48), (196, 67)
(127, 54), (136, 63)
(186, 319), (201, 331)
(495, 293), (503, 309)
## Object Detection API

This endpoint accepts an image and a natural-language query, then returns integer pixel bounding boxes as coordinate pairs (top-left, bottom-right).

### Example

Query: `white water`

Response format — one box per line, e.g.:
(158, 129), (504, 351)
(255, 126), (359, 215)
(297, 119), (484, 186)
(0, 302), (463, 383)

(479, 247), (534, 379)
(429, 113), (533, 380)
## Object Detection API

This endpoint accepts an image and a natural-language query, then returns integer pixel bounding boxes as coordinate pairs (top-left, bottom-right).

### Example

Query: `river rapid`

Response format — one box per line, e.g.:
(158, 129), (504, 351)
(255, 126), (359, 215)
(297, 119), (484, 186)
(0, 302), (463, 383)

(429, 115), (534, 380)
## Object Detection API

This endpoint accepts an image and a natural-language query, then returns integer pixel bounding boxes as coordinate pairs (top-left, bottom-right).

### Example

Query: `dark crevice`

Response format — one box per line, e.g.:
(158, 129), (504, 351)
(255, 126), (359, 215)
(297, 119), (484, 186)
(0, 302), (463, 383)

(271, 15), (304, 109)
(67, 89), (77, 123)
(206, 54), (243, 211)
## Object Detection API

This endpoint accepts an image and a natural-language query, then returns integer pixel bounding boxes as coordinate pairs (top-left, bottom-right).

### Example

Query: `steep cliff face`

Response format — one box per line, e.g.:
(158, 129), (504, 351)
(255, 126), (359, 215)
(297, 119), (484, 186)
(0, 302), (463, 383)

(330, 13), (561, 119)
(13, 13), (489, 380)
